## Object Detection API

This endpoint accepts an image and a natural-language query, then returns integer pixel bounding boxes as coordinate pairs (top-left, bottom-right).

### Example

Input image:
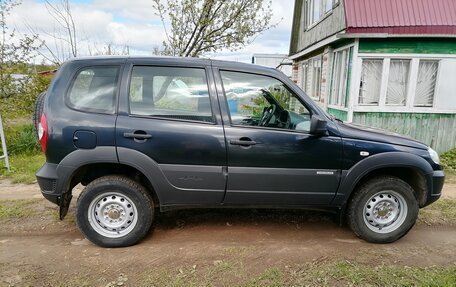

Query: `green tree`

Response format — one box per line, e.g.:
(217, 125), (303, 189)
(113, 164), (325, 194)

(0, 0), (41, 99)
(153, 0), (275, 57)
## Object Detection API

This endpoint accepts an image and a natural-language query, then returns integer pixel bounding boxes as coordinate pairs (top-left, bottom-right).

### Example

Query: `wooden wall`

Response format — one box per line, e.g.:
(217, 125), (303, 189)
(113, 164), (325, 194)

(293, 2), (346, 55)
(353, 112), (456, 153)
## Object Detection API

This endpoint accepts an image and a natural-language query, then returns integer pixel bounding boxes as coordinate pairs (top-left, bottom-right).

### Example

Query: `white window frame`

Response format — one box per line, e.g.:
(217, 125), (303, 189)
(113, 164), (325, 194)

(301, 54), (323, 101)
(354, 53), (446, 113)
(328, 44), (355, 110)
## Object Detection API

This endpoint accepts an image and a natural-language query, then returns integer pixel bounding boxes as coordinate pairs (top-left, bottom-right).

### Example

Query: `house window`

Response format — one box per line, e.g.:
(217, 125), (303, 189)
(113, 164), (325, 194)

(329, 47), (353, 107)
(414, 60), (439, 107)
(357, 57), (441, 110)
(359, 59), (383, 105)
(386, 59), (410, 106)
(301, 55), (322, 100)
(305, 0), (338, 28)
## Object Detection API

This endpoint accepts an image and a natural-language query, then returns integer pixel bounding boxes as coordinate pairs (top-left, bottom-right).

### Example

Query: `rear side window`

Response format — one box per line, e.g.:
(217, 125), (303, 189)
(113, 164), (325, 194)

(129, 66), (213, 123)
(68, 66), (120, 113)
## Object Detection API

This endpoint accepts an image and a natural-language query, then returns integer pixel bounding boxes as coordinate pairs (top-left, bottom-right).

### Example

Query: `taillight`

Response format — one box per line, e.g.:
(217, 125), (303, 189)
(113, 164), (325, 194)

(38, 113), (48, 153)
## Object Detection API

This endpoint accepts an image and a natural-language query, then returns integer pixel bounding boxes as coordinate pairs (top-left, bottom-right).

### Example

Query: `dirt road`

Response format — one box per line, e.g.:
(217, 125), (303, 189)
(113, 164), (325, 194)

(1, 182), (456, 286)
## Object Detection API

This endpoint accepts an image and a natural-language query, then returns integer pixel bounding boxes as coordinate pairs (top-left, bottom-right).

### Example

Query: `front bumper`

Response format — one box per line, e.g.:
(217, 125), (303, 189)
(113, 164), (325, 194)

(424, 170), (445, 207)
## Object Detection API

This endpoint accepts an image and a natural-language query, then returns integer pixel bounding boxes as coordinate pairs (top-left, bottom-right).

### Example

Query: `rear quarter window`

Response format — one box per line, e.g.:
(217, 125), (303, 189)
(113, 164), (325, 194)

(67, 66), (120, 113)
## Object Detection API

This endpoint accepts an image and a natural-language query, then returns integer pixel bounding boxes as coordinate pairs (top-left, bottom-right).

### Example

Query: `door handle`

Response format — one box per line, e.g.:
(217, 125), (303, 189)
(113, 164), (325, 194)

(230, 139), (257, 146)
(123, 132), (152, 140)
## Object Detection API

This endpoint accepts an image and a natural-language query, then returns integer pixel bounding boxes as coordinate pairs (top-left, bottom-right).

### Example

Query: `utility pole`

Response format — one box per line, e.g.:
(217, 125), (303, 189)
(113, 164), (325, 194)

(0, 113), (10, 171)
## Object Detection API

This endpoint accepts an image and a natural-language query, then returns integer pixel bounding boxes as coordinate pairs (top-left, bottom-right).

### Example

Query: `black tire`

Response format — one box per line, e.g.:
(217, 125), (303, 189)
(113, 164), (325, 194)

(33, 92), (46, 141)
(76, 176), (154, 247)
(347, 176), (419, 243)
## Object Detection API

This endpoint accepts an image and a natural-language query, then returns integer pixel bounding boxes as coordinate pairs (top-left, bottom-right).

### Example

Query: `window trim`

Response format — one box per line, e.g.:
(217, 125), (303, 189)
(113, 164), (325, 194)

(126, 65), (216, 124)
(65, 65), (121, 115)
(219, 69), (313, 134)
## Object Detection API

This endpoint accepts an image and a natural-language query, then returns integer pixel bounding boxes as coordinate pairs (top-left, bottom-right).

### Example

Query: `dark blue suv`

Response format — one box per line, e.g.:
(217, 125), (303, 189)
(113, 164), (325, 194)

(35, 57), (445, 247)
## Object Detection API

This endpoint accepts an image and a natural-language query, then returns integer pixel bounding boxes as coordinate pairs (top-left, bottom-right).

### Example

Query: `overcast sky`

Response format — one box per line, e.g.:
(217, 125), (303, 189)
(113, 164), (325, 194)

(8, 0), (295, 64)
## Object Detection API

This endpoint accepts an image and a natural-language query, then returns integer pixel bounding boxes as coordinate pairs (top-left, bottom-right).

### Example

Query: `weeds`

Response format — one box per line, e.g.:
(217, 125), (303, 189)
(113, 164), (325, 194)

(419, 199), (456, 225)
(0, 153), (44, 183)
(139, 259), (456, 287)
(4, 124), (40, 155)
(0, 199), (40, 219)
(441, 148), (456, 172)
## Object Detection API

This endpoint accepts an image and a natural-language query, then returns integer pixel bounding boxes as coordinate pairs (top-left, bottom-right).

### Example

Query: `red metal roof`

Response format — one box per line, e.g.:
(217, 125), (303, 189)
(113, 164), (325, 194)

(344, 0), (456, 34)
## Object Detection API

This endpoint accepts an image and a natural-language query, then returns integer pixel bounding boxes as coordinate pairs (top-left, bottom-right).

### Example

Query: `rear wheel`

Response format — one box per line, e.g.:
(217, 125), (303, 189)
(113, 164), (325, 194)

(76, 176), (154, 247)
(347, 176), (419, 243)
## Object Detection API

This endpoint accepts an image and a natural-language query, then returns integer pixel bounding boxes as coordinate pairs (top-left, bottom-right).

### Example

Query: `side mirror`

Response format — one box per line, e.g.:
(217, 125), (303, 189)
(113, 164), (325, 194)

(310, 115), (328, 136)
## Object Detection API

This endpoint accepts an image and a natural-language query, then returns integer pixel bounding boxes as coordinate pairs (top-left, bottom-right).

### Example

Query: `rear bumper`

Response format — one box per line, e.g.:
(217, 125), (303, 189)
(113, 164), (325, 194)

(36, 162), (72, 205)
(423, 170), (445, 207)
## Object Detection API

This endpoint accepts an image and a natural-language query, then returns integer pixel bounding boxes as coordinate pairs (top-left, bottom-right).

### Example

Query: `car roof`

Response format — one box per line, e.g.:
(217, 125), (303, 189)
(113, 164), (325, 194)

(66, 56), (277, 73)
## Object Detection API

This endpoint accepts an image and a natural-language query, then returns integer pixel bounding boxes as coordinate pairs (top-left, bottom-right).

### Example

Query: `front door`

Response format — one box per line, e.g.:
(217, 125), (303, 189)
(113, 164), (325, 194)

(216, 70), (342, 206)
(116, 62), (227, 205)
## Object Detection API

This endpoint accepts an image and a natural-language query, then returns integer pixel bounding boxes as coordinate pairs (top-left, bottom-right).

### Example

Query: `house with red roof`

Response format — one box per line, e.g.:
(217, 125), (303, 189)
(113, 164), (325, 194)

(289, 0), (456, 152)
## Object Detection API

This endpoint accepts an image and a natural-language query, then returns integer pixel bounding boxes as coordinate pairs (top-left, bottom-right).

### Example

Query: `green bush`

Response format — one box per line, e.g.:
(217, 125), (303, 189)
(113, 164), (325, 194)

(0, 73), (51, 120)
(4, 124), (40, 155)
(441, 148), (456, 172)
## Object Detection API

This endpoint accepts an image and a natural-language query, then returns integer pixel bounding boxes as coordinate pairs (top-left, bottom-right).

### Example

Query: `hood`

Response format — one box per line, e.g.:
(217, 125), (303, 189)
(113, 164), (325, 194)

(336, 121), (428, 150)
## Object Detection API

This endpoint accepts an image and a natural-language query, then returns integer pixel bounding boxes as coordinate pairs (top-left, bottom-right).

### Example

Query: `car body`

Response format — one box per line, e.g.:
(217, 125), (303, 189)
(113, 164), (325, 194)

(35, 56), (444, 247)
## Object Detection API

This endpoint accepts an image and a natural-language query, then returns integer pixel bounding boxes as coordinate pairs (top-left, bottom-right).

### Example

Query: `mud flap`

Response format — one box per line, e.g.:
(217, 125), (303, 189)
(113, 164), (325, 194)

(59, 191), (73, 220)
(335, 205), (345, 226)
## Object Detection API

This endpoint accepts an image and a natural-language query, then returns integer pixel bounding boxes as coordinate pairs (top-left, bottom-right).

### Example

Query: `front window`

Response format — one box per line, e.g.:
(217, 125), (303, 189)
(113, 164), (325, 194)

(415, 60), (439, 107)
(357, 57), (440, 110)
(359, 59), (383, 105)
(386, 59), (410, 106)
(221, 71), (311, 132)
(301, 55), (322, 100)
(329, 47), (353, 107)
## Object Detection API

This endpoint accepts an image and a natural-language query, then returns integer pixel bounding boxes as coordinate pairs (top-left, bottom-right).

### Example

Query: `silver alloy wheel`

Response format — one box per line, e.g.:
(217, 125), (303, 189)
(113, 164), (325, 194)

(87, 192), (138, 238)
(363, 190), (408, 234)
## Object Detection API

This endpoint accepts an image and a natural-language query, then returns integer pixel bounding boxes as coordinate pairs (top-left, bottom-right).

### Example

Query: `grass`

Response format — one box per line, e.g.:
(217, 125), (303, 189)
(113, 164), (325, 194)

(445, 171), (456, 184)
(0, 153), (44, 183)
(0, 199), (40, 219)
(3, 124), (40, 155)
(441, 148), (456, 173)
(284, 260), (456, 287)
(419, 199), (456, 226)
(139, 260), (456, 287)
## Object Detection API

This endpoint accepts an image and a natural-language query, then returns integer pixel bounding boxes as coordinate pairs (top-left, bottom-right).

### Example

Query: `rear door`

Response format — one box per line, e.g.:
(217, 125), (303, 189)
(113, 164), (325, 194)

(214, 68), (343, 206)
(116, 59), (227, 205)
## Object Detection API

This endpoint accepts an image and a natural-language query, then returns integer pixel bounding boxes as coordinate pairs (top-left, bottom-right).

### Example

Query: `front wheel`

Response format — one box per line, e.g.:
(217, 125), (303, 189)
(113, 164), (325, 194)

(76, 176), (154, 247)
(347, 176), (419, 243)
